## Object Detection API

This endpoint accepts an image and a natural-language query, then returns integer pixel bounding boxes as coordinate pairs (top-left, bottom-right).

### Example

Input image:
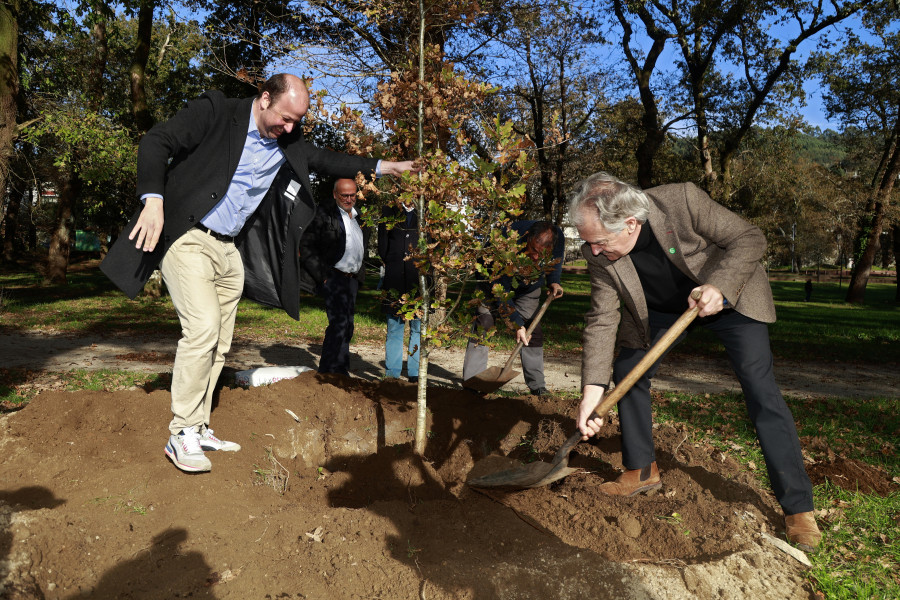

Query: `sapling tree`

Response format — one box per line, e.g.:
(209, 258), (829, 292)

(320, 3), (536, 453)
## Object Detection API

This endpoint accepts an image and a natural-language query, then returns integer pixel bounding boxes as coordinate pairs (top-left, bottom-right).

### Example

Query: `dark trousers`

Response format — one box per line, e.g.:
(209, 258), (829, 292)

(614, 309), (814, 515)
(319, 269), (359, 375)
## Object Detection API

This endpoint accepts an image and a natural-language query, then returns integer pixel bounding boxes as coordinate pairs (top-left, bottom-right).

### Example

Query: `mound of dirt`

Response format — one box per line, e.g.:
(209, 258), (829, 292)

(1, 374), (820, 599)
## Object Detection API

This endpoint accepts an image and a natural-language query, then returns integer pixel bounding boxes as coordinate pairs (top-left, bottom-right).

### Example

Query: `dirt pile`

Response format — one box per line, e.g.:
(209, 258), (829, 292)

(2, 373), (874, 598)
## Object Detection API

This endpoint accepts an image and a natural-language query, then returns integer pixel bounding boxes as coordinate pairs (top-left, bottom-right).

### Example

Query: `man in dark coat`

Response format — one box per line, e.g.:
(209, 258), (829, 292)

(377, 203), (421, 382)
(297, 178), (370, 375)
(568, 171), (821, 551)
(462, 220), (565, 396)
(100, 74), (416, 473)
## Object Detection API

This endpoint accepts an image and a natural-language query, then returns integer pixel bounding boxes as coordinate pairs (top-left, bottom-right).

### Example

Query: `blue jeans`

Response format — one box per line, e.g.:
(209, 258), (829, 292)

(385, 315), (420, 378)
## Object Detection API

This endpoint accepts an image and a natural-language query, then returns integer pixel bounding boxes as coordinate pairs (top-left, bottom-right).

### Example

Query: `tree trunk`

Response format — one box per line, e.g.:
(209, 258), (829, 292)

(845, 200), (883, 304)
(46, 170), (79, 285)
(89, 18), (109, 112)
(0, 0), (19, 219)
(1, 184), (22, 263)
(414, 0), (427, 455)
(892, 224), (900, 304)
(130, 0), (155, 134)
(846, 120), (900, 304)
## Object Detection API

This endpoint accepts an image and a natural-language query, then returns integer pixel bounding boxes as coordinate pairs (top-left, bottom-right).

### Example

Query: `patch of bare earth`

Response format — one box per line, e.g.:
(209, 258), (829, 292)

(1, 373), (895, 599)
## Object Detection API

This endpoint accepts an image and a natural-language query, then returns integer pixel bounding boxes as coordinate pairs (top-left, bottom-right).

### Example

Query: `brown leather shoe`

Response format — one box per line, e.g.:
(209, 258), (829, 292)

(599, 462), (662, 496)
(785, 511), (822, 551)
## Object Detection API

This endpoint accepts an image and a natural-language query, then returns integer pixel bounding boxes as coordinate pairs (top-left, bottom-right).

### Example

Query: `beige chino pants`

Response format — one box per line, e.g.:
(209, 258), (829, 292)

(160, 228), (244, 435)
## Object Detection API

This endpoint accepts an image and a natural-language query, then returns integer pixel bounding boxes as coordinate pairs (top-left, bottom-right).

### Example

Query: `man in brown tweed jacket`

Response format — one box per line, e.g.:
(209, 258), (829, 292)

(568, 172), (821, 552)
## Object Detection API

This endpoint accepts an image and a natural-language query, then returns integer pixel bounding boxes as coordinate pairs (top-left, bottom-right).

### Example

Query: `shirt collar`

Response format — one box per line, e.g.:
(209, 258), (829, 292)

(249, 102), (278, 145)
(632, 221), (653, 253)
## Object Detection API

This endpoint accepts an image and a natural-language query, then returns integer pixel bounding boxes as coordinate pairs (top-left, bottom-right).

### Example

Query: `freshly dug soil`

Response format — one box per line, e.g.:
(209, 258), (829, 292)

(2, 373), (884, 599)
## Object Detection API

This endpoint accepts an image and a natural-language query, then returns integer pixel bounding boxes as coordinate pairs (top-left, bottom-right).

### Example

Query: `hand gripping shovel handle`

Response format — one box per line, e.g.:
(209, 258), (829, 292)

(499, 293), (556, 374)
(591, 290), (703, 420)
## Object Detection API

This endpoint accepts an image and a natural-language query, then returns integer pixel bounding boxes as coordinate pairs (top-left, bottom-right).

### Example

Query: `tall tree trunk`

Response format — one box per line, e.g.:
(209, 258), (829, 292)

(46, 171), (78, 284)
(613, 0), (670, 189)
(0, 0), (19, 220)
(892, 224), (900, 304)
(48, 3), (110, 283)
(130, 0), (155, 134)
(845, 199), (884, 304)
(846, 113), (900, 304)
(1, 182), (22, 262)
(414, 0), (428, 456)
(552, 53), (568, 223)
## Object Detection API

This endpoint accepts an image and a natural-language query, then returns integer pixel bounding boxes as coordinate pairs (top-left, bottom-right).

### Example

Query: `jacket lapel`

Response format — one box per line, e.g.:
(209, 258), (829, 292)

(610, 258), (648, 335)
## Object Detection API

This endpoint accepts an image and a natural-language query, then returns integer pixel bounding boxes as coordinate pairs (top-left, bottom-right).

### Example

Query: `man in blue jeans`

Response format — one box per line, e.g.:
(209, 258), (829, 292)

(378, 203), (421, 382)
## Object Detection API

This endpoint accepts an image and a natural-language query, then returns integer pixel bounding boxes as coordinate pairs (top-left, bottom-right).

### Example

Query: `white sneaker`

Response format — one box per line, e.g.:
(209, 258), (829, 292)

(199, 426), (241, 452)
(165, 428), (212, 472)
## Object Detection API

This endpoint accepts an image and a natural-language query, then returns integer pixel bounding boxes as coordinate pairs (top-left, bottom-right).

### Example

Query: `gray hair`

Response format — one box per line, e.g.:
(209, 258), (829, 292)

(567, 172), (650, 233)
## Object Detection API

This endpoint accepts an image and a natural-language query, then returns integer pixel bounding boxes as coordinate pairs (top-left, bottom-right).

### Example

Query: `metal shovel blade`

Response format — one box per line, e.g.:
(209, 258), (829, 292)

(467, 292), (704, 491)
(463, 366), (521, 394)
(467, 430), (582, 489)
(462, 294), (555, 394)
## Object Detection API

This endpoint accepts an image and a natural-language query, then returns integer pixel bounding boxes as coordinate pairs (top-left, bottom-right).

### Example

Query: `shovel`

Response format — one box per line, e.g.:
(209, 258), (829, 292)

(463, 294), (556, 394)
(468, 291), (703, 489)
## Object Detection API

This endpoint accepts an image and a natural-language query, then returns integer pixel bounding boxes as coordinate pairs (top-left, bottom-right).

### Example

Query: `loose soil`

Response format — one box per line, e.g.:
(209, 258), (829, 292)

(1, 335), (897, 599)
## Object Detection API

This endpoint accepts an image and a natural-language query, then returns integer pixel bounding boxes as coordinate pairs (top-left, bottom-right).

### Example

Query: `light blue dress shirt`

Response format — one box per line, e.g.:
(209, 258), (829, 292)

(200, 106), (285, 236)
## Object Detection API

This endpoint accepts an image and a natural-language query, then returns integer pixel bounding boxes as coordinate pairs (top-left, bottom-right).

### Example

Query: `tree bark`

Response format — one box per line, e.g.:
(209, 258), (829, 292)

(892, 224), (900, 304)
(130, 0), (155, 134)
(46, 172), (78, 285)
(613, 0), (670, 189)
(1, 183), (23, 263)
(0, 0), (19, 226)
(846, 105), (900, 304)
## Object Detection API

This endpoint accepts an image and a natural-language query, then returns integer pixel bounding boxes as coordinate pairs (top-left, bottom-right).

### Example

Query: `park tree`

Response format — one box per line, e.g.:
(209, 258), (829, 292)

(726, 127), (842, 270)
(606, 0), (864, 201)
(17, 2), (212, 281)
(301, 1), (537, 452)
(376, 55), (535, 453)
(486, 1), (607, 222)
(816, 10), (900, 303)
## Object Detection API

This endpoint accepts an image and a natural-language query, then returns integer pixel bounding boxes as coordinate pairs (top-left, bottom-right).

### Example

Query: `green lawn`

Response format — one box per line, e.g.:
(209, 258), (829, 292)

(3, 264), (895, 364)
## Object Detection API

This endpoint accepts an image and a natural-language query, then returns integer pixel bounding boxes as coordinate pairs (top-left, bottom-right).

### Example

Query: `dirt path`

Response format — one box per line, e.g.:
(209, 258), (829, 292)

(2, 331), (897, 399)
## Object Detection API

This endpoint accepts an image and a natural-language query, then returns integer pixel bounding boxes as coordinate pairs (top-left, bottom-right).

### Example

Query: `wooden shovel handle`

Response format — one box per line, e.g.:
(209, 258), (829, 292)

(501, 293), (556, 372)
(593, 290), (703, 418)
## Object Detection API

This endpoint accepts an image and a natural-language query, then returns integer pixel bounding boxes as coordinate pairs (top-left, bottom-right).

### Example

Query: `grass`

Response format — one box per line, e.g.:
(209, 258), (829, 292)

(653, 390), (899, 598)
(0, 368), (168, 409)
(2, 262), (896, 364)
(252, 446), (290, 494)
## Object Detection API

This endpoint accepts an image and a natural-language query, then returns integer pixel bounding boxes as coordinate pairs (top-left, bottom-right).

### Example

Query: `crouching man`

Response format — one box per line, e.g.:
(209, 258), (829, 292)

(568, 172), (821, 551)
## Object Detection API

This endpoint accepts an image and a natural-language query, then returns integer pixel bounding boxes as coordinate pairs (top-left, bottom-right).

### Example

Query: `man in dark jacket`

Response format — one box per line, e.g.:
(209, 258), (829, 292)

(377, 203), (421, 382)
(100, 74), (416, 473)
(298, 178), (369, 375)
(462, 220), (565, 396)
